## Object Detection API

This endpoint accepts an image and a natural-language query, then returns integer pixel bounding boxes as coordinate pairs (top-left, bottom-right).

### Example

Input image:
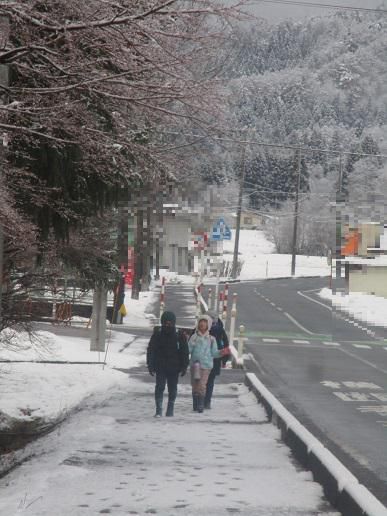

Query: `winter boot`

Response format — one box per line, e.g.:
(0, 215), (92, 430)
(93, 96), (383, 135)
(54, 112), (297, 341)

(204, 398), (211, 410)
(154, 396), (163, 418)
(197, 396), (205, 413)
(166, 401), (174, 417)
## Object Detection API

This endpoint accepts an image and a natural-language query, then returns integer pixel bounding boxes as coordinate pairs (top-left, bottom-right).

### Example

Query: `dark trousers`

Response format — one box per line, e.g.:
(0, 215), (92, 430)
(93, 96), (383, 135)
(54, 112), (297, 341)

(155, 370), (179, 403)
(205, 368), (217, 404)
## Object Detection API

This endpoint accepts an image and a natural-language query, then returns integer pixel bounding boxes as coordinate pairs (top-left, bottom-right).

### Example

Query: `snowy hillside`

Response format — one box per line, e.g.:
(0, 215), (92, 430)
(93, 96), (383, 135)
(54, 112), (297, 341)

(223, 229), (330, 280)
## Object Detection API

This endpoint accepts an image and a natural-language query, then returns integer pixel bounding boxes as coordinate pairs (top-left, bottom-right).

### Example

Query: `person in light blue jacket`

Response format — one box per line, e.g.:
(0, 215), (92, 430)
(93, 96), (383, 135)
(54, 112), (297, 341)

(188, 314), (226, 413)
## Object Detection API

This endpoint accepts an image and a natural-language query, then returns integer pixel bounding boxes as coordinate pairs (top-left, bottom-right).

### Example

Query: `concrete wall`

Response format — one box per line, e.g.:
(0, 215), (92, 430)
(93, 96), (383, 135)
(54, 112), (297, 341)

(349, 266), (387, 298)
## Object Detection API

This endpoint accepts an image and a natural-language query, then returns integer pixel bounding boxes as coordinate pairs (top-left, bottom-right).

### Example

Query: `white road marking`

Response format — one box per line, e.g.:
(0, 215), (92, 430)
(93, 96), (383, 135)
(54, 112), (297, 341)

(338, 347), (387, 375)
(323, 341), (341, 346)
(297, 290), (332, 311)
(357, 405), (387, 416)
(342, 381), (381, 389)
(262, 338), (280, 343)
(333, 392), (378, 402)
(255, 287), (324, 338)
(353, 344), (372, 349)
(293, 340), (310, 344)
(283, 311), (315, 335)
(321, 381), (342, 388)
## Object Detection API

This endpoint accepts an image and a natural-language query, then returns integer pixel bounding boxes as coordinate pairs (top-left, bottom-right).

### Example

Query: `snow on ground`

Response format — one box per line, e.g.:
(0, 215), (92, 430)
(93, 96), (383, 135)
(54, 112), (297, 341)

(0, 278), (157, 434)
(223, 230), (330, 281)
(70, 289), (158, 329)
(158, 230), (330, 285)
(121, 288), (158, 328)
(0, 328), (148, 431)
(320, 288), (387, 328)
(0, 374), (339, 516)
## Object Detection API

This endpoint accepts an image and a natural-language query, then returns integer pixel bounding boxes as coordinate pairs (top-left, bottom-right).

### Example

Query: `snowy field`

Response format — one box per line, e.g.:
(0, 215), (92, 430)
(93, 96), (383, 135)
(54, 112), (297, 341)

(0, 328), (147, 432)
(162, 230), (330, 284)
(320, 288), (387, 328)
(223, 230), (330, 281)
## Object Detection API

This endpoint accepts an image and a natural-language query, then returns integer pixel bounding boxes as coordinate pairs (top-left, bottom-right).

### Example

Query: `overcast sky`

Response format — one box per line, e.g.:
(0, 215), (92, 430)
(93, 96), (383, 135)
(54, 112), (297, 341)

(245, 0), (385, 21)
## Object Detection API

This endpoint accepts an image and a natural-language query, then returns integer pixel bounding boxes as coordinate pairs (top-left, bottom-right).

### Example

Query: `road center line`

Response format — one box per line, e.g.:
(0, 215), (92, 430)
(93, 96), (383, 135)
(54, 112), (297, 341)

(254, 287), (317, 336)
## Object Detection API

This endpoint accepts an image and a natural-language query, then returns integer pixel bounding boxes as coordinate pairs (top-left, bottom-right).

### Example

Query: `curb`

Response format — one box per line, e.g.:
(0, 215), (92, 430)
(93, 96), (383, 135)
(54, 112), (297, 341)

(245, 373), (387, 516)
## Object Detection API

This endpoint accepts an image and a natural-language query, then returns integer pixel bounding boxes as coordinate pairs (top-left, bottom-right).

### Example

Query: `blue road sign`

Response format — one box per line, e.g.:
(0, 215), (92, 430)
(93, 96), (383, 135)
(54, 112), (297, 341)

(211, 218), (232, 241)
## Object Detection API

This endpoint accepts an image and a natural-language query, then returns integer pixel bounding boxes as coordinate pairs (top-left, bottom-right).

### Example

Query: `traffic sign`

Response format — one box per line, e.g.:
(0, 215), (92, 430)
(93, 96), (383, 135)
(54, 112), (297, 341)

(211, 218), (232, 241)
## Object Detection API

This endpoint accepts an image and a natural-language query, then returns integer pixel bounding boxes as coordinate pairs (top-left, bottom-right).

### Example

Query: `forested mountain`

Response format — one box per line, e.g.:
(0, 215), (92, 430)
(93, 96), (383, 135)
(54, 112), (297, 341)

(220, 10), (387, 253)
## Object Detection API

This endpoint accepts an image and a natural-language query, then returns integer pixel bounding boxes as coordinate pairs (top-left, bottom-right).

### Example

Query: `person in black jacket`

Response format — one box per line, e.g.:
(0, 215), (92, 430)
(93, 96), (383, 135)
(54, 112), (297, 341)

(205, 312), (230, 409)
(146, 311), (189, 417)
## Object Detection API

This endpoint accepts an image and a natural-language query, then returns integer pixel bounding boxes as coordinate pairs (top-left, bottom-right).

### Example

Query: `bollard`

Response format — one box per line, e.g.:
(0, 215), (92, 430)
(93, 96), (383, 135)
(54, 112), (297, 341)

(222, 282), (229, 323)
(207, 288), (213, 311)
(237, 325), (245, 358)
(159, 276), (166, 320)
(229, 292), (238, 346)
(237, 324), (247, 363)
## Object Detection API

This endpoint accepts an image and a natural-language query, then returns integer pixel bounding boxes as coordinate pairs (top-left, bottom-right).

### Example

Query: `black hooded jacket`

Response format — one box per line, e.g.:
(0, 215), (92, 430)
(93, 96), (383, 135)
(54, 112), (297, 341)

(209, 318), (229, 376)
(147, 326), (189, 374)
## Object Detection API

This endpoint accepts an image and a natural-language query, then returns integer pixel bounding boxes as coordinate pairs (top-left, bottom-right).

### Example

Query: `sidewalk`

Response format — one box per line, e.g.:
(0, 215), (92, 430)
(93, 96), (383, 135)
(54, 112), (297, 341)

(0, 355), (339, 515)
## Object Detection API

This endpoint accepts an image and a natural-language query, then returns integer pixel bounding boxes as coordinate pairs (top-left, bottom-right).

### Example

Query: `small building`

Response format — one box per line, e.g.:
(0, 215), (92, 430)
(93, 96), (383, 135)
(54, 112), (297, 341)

(159, 186), (229, 275)
(340, 223), (387, 298)
(231, 211), (264, 230)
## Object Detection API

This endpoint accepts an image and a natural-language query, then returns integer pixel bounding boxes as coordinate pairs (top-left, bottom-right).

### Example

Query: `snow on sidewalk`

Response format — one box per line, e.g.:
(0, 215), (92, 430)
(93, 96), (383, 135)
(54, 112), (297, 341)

(0, 374), (339, 516)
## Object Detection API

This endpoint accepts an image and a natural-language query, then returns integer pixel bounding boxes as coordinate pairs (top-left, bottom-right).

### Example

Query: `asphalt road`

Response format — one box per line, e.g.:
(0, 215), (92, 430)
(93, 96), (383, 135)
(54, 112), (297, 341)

(221, 277), (387, 507)
(165, 278), (387, 507)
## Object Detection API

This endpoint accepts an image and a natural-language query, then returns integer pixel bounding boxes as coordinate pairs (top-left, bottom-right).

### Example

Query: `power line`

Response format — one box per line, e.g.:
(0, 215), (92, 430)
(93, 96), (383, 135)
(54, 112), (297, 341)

(154, 129), (387, 160)
(252, 0), (387, 14)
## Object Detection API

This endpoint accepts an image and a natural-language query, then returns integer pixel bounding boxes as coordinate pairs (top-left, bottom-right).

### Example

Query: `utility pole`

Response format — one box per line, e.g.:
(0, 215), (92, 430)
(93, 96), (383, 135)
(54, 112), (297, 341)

(231, 141), (247, 279)
(0, 15), (10, 329)
(291, 149), (302, 276)
(338, 153), (343, 194)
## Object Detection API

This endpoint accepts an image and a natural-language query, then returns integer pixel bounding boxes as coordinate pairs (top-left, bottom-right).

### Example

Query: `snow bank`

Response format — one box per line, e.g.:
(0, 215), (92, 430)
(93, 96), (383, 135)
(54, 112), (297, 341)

(223, 229), (330, 280)
(320, 288), (387, 328)
(0, 328), (148, 431)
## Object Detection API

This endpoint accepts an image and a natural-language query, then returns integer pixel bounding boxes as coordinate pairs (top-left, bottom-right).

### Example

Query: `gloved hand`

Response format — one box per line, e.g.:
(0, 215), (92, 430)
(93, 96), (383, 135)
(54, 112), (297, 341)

(221, 347), (230, 356)
(180, 369), (187, 377)
(148, 368), (155, 376)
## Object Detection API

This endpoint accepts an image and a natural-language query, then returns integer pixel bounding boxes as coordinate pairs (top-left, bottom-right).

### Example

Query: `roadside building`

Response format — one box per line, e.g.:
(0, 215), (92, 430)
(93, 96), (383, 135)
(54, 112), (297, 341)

(340, 223), (387, 298)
